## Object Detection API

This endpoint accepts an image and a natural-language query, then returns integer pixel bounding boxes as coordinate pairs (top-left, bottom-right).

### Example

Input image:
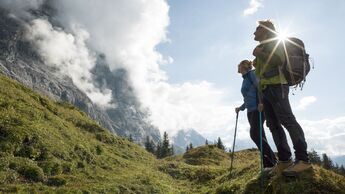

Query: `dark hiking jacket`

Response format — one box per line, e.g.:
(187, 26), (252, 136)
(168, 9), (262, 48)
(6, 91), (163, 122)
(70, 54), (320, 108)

(239, 70), (259, 112)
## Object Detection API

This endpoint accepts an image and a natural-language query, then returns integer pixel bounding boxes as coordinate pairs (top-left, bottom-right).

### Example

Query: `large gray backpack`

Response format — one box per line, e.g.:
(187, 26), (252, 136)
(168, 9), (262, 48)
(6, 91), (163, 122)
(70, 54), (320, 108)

(280, 37), (311, 87)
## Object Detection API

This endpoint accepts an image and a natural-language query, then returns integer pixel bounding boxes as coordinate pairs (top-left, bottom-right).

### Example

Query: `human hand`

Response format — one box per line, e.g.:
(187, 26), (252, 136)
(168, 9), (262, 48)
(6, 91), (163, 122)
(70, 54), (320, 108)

(235, 107), (240, 114)
(258, 103), (264, 112)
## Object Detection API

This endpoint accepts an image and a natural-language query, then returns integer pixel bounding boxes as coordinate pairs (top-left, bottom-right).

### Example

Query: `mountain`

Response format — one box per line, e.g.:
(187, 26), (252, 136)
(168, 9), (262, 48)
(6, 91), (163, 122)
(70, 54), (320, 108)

(172, 129), (206, 154)
(0, 75), (344, 193)
(332, 155), (345, 166)
(0, 5), (160, 143)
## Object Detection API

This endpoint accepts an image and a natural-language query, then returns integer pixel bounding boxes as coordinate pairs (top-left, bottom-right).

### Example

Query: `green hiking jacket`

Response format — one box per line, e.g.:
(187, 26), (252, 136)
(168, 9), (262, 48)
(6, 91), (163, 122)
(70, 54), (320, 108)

(254, 40), (287, 95)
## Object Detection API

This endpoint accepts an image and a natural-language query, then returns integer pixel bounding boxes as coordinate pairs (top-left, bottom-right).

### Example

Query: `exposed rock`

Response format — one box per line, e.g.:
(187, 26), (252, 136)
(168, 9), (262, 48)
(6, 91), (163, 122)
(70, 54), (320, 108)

(0, 6), (160, 144)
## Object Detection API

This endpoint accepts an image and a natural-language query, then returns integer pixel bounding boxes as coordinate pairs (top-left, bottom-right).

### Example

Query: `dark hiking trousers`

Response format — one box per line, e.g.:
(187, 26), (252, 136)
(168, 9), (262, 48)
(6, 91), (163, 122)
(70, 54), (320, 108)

(262, 84), (309, 162)
(247, 110), (277, 167)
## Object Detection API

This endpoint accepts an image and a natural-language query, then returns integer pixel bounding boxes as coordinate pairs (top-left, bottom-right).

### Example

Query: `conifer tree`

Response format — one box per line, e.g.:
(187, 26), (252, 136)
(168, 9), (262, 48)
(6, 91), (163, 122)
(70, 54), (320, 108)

(161, 131), (170, 157)
(144, 136), (155, 154)
(340, 165), (345, 176)
(156, 142), (162, 158)
(128, 134), (133, 142)
(205, 139), (209, 145)
(189, 143), (193, 150)
(334, 163), (340, 173)
(308, 149), (322, 165)
(156, 131), (173, 158)
(322, 153), (334, 170)
(217, 137), (225, 150)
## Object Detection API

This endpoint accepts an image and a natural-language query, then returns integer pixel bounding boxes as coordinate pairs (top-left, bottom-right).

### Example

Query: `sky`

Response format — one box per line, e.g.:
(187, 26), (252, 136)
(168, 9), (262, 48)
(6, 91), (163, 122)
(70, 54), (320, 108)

(155, 0), (345, 157)
(1, 0), (345, 158)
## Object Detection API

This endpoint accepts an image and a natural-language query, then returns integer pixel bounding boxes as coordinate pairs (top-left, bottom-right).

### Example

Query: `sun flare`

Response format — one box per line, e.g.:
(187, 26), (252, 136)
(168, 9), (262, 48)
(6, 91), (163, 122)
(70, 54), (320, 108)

(277, 31), (288, 42)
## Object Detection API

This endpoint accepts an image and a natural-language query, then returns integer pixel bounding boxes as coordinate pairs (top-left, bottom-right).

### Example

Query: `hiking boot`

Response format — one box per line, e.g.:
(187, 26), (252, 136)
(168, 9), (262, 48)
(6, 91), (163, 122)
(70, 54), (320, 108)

(268, 160), (293, 177)
(262, 167), (273, 175)
(282, 160), (312, 177)
(263, 167), (273, 173)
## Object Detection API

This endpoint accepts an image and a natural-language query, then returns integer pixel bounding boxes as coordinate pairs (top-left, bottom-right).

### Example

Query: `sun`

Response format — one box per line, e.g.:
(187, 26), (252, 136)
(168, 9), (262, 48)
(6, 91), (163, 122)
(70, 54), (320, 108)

(277, 31), (288, 42)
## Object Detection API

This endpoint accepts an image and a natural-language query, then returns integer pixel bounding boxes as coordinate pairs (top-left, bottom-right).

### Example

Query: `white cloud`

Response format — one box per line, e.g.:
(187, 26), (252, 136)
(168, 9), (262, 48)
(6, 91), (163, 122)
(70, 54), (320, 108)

(145, 81), (235, 136)
(0, 0), (44, 18)
(300, 117), (345, 156)
(52, 0), (170, 87)
(12, 0), (234, 138)
(296, 96), (317, 110)
(220, 116), (345, 156)
(243, 0), (263, 16)
(48, 0), (239, 137)
(25, 19), (113, 108)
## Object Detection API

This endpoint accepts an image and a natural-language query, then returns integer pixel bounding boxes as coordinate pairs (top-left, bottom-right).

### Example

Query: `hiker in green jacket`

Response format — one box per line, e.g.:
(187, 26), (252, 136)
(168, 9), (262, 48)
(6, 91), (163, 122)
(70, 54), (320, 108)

(252, 20), (311, 177)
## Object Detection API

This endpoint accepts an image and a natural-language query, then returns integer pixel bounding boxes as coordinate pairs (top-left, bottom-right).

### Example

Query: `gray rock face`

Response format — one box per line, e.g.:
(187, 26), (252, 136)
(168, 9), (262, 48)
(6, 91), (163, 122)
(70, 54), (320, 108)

(92, 56), (161, 142)
(172, 129), (206, 154)
(0, 7), (160, 143)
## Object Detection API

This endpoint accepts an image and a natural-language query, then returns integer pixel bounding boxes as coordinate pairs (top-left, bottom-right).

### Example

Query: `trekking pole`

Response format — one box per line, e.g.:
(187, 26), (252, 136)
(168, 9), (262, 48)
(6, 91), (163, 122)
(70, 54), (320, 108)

(229, 112), (239, 177)
(259, 111), (264, 188)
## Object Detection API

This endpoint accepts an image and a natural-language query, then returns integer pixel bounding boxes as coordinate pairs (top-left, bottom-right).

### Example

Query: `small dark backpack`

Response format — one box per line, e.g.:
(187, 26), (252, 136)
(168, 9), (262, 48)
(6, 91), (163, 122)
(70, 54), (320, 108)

(280, 37), (311, 87)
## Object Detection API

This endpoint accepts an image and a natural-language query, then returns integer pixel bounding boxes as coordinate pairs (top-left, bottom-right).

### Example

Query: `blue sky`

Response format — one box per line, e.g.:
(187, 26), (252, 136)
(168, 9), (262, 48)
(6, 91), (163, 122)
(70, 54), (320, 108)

(159, 0), (345, 118)
(4, 0), (343, 158)
(156, 0), (345, 156)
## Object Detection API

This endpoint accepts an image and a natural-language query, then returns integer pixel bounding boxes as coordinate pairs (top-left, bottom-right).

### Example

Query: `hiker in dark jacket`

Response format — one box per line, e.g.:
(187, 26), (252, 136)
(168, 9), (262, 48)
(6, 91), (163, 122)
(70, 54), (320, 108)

(253, 20), (311, 177)
(235, 60), (277, 171)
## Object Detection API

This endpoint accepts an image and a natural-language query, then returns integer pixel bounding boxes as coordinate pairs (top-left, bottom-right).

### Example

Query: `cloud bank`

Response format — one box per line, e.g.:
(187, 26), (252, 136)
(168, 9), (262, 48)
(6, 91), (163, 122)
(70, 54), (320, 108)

(145, 81), (235, 136)
(224, 116), (345, 156)
(296, 96), (317, 110)
(243, 0), (263, 16)
(301, 117), (345, 156)
(2, 0), (234, 137)
(25, 19), (113, 107)
(48, 0), (235, 136)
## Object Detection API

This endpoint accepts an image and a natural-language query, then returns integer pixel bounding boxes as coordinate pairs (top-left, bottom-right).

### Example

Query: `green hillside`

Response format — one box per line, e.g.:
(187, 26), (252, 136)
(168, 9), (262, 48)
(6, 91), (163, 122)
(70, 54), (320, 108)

(1, 73), (345, 194)
(0, 73), (183, 193)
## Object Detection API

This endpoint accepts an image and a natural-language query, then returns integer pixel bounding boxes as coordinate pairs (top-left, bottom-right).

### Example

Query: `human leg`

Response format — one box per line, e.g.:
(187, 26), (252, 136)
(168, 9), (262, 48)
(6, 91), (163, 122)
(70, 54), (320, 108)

(248, 110), (277, 167)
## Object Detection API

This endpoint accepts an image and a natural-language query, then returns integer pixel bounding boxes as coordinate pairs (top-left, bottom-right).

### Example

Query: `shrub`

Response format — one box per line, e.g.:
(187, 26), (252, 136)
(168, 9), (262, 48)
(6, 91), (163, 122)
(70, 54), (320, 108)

(195, 167), (218, 182)
(74, 145), (94, 164)
(14, 135), (42, 160)
(75, 120), (104, 133)
(77, 161), (85, 169)
(15, 145), (41, 160)
(9, 162), (19, 170)
(46, 176), (67, 187)
(18, 165), (44, 182)
(95, 145), (103, 155)
(95, 132), (116, 144)
(62, 162), (73, 174)
(0, 143), (13, 155)
(40, 160), (62, 176)
(0, 171), (18, 184)
(37, 147), (50, 161)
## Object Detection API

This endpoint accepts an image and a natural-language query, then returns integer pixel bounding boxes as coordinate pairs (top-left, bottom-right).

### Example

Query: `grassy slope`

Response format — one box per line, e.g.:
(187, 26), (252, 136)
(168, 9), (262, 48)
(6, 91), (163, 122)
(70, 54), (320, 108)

(161, 144), (345, 194)
(0, 74), (185, 193)
(0, 73), (344, 194)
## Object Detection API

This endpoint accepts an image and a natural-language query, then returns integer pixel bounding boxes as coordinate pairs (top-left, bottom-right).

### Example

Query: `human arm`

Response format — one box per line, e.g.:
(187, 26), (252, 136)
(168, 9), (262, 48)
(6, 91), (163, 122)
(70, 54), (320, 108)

(235, 103), (246, 113)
